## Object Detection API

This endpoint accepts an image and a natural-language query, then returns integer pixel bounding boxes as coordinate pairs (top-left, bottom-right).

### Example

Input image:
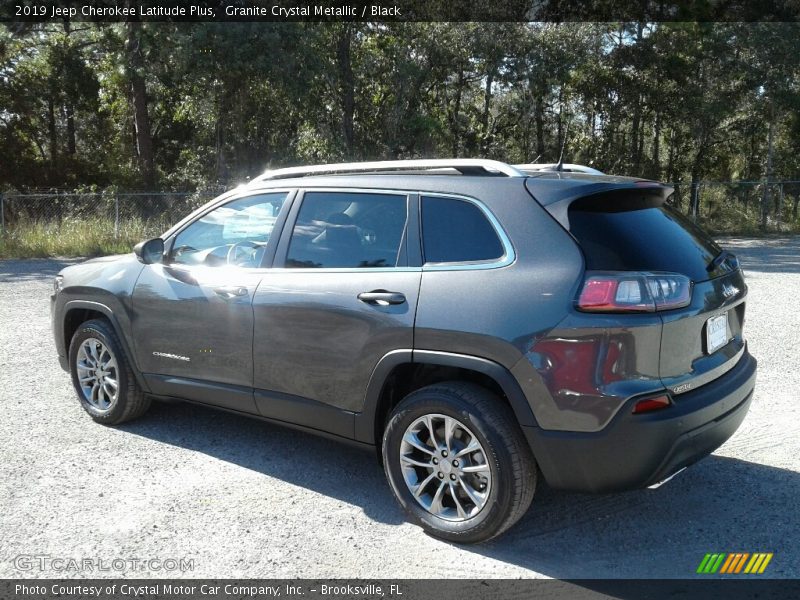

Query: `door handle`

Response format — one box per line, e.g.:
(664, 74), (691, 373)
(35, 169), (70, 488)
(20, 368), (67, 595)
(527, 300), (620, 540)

(214, 285), (248, 299)
(357, 290), (406, 306)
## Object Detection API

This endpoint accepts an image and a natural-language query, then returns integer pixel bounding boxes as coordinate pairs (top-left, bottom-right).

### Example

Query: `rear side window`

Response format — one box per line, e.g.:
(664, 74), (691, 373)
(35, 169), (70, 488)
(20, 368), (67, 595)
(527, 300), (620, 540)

(421, 196), (504, 264)
(568, 201), (723, 281)
(286, 191), (407, 268)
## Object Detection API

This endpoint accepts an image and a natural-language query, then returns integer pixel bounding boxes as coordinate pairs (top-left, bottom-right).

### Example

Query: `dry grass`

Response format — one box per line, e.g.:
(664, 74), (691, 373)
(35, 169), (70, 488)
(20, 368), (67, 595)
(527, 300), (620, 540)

(0, 218), (167, 258)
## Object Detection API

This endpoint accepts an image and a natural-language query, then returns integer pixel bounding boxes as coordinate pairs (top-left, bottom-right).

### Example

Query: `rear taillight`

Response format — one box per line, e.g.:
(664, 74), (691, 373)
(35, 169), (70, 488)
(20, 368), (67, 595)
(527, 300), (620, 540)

(577, 272), (692, 313)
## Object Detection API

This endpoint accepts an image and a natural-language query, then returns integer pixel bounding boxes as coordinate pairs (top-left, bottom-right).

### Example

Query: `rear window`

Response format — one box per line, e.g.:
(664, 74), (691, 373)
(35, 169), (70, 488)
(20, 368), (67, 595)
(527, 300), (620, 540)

(568, 201), (725, 281)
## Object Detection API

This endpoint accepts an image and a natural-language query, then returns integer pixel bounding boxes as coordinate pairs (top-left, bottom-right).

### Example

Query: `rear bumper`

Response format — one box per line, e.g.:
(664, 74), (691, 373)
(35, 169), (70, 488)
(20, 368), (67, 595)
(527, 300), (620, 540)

(523, 348), (757, 493)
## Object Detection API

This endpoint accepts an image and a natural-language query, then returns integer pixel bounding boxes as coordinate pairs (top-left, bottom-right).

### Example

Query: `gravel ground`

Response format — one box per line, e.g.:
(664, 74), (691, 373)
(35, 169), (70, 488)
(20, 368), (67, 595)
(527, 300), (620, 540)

(0, 237), (798, 580)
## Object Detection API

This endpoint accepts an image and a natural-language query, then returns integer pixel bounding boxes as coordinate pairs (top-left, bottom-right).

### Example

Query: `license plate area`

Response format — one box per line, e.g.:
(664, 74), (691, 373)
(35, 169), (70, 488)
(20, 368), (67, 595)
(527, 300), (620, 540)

(705, 312), (729, 354)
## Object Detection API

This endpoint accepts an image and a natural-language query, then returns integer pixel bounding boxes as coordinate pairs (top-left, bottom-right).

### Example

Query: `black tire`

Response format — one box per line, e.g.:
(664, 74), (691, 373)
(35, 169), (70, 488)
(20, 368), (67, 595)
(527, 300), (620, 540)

(382, 381), (536, 543)
(68, 318), (151, 425)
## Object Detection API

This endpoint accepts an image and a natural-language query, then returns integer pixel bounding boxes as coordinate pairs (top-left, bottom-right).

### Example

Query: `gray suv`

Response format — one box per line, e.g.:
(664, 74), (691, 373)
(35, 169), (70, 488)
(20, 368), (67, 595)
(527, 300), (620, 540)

(51, 159), (757, 543)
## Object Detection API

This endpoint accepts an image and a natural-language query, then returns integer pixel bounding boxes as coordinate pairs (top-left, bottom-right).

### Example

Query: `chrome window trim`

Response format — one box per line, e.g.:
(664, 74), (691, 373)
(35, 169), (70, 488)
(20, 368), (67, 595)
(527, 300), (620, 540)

(264, 267), (423, 274)
(419, 192), (516, 272)
(167, 186), (515, 275)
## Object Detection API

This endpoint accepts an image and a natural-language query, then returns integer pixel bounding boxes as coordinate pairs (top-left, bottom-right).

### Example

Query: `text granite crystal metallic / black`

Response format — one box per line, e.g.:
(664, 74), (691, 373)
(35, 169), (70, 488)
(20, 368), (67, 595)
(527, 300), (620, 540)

(50, 159), (757, 543)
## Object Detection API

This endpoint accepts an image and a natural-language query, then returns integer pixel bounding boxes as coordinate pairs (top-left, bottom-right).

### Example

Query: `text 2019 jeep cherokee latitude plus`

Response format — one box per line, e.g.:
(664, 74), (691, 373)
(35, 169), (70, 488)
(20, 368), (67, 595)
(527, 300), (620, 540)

(51, 159), (756, 543)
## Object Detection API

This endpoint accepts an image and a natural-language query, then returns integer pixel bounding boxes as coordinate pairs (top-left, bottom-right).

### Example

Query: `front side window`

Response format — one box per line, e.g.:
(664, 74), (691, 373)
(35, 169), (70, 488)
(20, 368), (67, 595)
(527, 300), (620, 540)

(421, 195), (504, 264)
(285, 192), (407, 269)
(170, 192), (288, 268)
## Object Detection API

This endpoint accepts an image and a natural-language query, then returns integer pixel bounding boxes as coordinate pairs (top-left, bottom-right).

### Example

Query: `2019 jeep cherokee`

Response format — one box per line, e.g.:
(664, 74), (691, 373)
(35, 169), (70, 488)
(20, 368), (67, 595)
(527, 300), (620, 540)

(51, 159), (756, 543)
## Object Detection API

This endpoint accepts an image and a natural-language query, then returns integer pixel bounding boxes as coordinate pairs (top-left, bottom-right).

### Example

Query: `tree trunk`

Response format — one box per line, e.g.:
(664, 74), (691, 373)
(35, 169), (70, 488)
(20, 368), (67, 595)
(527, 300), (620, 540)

(62, 21), (76, 158)
(65, 103), (76, 155)
(651, 111), (661, 180)
(636, 111), (645, 173)
(126, 20), (155, 190)
(215, 90), (227, 184)
(630, 94), (641, 171)
(761, 102), (775, 230)
(534, 91), (545, 159)
(666, 127), (676, 180)
(336, 25), (356, 157)
(480, 69), (495, 155)
(690, 178), (701, 219)
(556, 86), (564, 158)
(630, 23), (645, 173)
(47, 96), (57, 175)
(690, 147), (704, 219)
(689, 120), (708, 219)
(450, 70), (464, 157)
(666, 127), (681, 209)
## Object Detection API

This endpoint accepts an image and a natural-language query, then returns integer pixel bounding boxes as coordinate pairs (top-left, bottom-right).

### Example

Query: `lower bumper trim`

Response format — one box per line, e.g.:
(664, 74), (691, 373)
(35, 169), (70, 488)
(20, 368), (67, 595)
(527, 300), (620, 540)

(523, 350), (757, 493)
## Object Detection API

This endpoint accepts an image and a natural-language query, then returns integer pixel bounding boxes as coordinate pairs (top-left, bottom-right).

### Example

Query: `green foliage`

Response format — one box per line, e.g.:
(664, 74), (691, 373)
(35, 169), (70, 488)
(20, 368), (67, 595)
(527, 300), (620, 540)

(1, 22), (799, 229)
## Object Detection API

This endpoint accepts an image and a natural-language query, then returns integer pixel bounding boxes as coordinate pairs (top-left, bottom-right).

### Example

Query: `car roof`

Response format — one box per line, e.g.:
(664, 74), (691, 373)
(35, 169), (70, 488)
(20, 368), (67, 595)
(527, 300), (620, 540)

(232, 160), (669, 206)
(242, 173), (532, 199)
(240, 170), (669, 205)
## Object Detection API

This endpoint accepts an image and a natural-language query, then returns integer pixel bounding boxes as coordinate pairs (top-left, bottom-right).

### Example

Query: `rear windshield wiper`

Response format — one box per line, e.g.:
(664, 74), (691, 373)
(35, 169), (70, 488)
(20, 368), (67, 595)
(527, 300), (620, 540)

(707, 250), (737, 272)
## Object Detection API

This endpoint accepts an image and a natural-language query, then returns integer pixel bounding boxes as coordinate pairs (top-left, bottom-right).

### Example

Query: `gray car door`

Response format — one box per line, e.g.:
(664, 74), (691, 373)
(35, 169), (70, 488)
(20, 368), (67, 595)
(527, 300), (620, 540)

(131, 191), (292, 413)
(251, 189), (421, 438)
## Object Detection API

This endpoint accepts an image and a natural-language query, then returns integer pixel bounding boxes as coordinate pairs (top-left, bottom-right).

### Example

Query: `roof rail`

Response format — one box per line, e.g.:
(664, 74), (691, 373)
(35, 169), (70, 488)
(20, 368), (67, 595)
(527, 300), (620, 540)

(253, 159), (525, 182)
(514, 163), (604, 175)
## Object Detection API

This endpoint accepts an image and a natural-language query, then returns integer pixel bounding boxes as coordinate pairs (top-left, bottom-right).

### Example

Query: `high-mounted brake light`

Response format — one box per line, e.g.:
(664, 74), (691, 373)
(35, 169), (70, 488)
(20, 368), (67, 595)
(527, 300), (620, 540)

(577, 272), (692, 313)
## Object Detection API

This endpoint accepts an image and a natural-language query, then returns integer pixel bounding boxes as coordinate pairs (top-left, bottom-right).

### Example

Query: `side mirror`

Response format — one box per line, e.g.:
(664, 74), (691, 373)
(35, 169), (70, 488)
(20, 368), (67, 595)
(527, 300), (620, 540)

(134, 238), (165, 265)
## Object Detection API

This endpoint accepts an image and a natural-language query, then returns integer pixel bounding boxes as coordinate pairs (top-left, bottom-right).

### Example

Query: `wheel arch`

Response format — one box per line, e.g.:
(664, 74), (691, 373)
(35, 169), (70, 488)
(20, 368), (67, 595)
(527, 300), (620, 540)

(63, 300), (150, 392)
(355, 349), (538, 447)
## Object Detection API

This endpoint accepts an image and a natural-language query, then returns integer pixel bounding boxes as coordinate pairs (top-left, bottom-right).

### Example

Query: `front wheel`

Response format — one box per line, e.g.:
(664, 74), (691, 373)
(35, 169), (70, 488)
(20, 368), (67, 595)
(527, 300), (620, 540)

(382, 382), (536, 543)
(68, 319), (151, 425)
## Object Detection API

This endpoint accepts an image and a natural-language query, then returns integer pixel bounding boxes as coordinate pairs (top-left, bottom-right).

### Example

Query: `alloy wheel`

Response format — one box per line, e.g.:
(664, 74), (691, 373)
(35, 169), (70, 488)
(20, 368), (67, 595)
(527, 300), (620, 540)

(399, 413), (492, 521)
(75, 337), (119, 412)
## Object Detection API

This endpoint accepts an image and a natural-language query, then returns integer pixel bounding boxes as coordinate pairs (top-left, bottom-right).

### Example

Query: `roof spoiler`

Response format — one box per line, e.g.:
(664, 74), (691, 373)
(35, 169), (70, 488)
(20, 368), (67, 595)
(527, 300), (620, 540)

(533, 181), (674, 230)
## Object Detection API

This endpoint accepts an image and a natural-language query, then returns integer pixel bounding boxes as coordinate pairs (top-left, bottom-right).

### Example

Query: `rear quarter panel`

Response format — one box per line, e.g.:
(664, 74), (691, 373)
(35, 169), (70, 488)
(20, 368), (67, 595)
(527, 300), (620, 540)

(414, 185), (585, 425)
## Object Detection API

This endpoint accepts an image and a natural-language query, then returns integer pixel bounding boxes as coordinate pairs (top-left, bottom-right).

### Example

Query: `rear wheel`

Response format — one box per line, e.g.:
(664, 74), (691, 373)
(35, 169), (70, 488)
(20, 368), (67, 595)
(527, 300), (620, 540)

(68, 319), (151, 424)
(382, 382), (536, 543)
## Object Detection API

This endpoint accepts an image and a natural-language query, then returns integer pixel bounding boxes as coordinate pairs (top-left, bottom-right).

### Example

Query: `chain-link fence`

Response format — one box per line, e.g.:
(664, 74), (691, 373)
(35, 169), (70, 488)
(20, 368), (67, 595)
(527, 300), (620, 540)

(0, 190), (225, 257)
(0, 190), (224, 236)
(0, 181), (798, 257)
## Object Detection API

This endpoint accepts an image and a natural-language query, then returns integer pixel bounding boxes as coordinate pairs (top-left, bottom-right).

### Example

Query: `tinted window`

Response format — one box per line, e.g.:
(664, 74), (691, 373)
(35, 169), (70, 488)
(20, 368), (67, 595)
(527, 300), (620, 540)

(421, 196), (504, 264)
(569, 203), (724, 281)
(171, 193), (288, 268)
(286, 192), (407, 268)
